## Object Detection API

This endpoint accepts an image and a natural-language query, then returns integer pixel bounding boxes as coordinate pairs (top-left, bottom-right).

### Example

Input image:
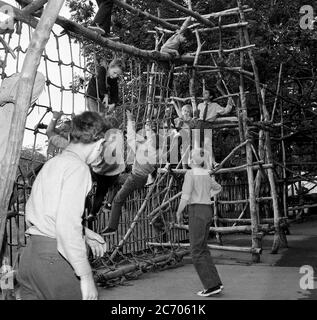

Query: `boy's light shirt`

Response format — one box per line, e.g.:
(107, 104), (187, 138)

(181, 167), (222, 204)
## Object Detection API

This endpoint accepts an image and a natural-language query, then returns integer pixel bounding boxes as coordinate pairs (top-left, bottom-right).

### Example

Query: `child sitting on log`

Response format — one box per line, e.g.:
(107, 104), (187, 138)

(160, 17), (192, 59)
(175, 148), (223, 297)
(101, 110), (163, 234)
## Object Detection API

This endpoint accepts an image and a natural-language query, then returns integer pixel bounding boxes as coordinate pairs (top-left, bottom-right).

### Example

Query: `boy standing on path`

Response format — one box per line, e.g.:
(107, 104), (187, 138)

(176, 148), (223, 297)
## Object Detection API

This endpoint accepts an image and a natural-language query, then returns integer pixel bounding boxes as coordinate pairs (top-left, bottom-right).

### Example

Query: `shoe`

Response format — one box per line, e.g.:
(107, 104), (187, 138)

(197, 285), (222, 297)
(101, 227), (116, 235)
(88, 25), (106, 35)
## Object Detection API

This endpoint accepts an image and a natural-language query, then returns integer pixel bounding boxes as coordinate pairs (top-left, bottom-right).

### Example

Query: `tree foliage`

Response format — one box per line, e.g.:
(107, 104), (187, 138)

(65, 0), (317, 164)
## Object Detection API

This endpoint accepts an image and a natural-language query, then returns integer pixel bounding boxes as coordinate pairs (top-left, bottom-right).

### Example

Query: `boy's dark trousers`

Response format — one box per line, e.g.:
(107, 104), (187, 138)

(93, 0), (114, 34)
(90, 171), (119, 216)
(108, 173), (148, 230)
(188, 204), (222, 289)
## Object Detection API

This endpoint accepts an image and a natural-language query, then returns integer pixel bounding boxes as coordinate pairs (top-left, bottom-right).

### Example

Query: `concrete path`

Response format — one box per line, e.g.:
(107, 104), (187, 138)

(98, 217), (317, 300)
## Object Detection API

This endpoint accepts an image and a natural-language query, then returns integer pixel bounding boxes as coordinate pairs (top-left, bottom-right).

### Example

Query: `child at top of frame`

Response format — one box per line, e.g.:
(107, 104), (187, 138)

(17, 111), (109, 300)
(160, 17), (192, 58)
(175, 148), (223, 297)
(86, 57), (124, 116)
(88, 0), (115, 36)
(46, 111), (72, 159)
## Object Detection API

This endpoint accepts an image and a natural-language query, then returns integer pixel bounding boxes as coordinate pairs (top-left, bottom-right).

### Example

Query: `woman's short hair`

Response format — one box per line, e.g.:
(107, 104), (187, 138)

(70, 111), (107, 144)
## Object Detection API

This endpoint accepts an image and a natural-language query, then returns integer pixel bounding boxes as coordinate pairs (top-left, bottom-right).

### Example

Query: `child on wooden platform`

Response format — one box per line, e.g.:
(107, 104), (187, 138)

(176, 148), (223, 297)
(101, 110), (162, 234)
(194, 87), (234, 168)
(160, 17), (192, 93)
(169, 99), (194, 169)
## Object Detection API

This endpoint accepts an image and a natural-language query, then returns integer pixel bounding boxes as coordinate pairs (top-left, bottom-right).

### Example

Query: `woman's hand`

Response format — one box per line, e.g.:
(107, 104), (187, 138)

(85, 228), (107, 259)
(80, 272), (98, 300)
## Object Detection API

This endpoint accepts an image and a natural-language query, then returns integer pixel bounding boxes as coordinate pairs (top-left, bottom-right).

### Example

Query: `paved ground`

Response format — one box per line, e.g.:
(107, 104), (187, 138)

(98, 217), (317, 300)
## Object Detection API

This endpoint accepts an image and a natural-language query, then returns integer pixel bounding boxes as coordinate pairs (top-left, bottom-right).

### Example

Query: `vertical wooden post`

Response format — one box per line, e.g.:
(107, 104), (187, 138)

(0, 0), (65, 257)
(237, 0), (286, 254)
(236, 7), (261, 262)
(261, 88), (288, 252)
(280, 102), (288, 218)
(239, 85), (261, 263)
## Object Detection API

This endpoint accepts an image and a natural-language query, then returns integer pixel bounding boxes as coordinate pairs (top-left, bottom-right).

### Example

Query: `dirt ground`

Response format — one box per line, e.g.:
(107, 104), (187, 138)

(97, 217), (317, 300)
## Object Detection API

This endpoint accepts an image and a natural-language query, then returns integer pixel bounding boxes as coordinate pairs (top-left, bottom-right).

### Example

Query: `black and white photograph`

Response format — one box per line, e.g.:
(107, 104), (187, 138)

(0, 0), (316, 311)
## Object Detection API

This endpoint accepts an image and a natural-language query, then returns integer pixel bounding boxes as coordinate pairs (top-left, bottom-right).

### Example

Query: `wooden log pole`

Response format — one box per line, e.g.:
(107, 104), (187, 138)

(0, 0), (65, 259)
(94, 249), (189, 281)
(171, 222), (271, 234)
(158, 163), (273, 175)
(197, 22), (249, 32)
(113, 0), (179, 31)
(239, 78), (261, 262)
(15, 0), (194, 63)
(261, 88), (288, 253)
(22, 0), (48, 15)
(161, 0), (215, 27)
(148, 242), (262, 254)
(164, 6), (251, 21)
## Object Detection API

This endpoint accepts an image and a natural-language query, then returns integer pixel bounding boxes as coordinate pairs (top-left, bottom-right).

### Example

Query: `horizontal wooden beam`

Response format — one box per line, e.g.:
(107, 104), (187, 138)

(159, 163), (274, 175)
(161, 0), (215, 27)
(13, 0), (194, 63)
(148, 241), (262, 254)
(197, 22), (249, 33)
(164, 6), (252, 21)
(113, 0), (179, 31)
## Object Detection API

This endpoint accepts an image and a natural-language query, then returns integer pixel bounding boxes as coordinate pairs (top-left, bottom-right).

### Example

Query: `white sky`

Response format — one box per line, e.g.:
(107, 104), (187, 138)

(1, 0), (90, 152)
